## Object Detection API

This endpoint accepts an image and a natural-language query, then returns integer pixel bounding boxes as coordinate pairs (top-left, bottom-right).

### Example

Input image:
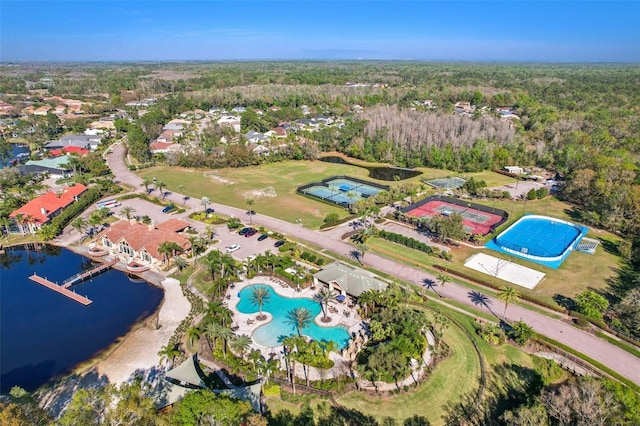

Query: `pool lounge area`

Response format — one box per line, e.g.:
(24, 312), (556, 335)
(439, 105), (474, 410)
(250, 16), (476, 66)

(225, 277), (364, 362)
(486, 214), (588, 269)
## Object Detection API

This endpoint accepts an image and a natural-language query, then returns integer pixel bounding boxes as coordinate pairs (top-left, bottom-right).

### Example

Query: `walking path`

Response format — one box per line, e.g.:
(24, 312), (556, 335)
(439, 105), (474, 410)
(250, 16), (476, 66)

(106, 142), (640, 386)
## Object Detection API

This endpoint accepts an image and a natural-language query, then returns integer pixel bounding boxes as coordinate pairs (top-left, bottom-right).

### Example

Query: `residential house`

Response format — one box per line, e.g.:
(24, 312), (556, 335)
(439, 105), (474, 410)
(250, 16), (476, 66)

(19, 155), (73, 179)
(9, 184), (87, 234)
(243, 130), (270, 144)
(98, 218), (191, 267)
(504, 166), (524, 175)
(270, 126), (288, 138)
(150, 141), (180, 154)
(0, 101), (15, 115)
(49, 146), (89, 157)
(34, 105), (52, 116)
(231, 106), (246, 114)
(313, 261), (388, 298)
(217, 115), (241, 133)
(45, 135), (99, 151)
(247, 143), (270, 156)
(454, 101), (474, 114)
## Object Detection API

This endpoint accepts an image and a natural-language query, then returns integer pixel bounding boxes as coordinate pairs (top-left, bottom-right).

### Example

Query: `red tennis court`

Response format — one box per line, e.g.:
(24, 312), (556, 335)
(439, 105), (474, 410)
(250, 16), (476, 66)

(407, 200), (503, 236)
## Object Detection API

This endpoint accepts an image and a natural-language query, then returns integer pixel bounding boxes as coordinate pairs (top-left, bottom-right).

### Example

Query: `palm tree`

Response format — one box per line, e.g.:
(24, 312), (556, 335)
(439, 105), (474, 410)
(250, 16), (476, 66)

(0, 216), (12, 236)
(498, 286), (520, 320)
(282, 336), (298, 393)
(173, 256), (188, 272)
(437, 273), (450, 298)
(70, 217), (88, 236)
(207, 300), (233, 326)
(285, 307), (313, 337)
(318, 340), (338, 357)
(205, 322), (234, 356)
(357, 242), (369, 265)
(200, 196), (211, 212)
(249, 286), (271, 321)
(120, 206), (136, 220)
(158, 343), (181, 368)
(141, 177), (151, 193)
(186, 326), (201, 352)
(314, 287), (335, 322)
(245, 198), (255, 223)
(231, 334), (252, 359)
(88, 212), (102, 236)
(156, 181), (166, 198)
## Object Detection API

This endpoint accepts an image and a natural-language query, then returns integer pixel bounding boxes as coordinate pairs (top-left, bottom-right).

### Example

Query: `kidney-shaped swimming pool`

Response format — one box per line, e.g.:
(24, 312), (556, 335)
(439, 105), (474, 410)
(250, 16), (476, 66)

(236, 285), (350, 349)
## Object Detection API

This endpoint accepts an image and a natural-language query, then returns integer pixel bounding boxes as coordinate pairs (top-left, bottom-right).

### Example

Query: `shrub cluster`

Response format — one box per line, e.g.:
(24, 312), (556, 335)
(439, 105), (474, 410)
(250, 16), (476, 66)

(377, 229), (452, 261)
(49, 187), (105, 235)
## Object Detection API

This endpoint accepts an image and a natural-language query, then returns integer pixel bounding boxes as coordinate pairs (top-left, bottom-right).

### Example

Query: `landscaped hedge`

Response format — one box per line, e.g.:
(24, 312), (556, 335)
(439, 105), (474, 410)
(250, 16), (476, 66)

(377, 229), (452, 261)
(49, 187), (106, 236)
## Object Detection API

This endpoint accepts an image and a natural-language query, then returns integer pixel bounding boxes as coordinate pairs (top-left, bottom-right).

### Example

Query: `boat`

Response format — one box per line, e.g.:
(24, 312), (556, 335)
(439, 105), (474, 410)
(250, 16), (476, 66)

(126, 261), (150, 273)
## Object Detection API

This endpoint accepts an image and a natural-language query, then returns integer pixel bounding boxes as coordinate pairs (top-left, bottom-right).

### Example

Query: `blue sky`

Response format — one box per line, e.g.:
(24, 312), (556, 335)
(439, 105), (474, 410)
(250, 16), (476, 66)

(1, 1), (639, 62)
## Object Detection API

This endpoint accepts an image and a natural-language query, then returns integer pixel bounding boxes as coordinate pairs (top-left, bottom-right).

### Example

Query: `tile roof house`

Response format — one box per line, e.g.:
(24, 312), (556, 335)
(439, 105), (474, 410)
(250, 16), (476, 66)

(313, 261), (388, 298)
(150, 141), (180, 154)
(49, 146), (90, 157)
(9, 184), (87, 233)
(98, 219), (192, 267)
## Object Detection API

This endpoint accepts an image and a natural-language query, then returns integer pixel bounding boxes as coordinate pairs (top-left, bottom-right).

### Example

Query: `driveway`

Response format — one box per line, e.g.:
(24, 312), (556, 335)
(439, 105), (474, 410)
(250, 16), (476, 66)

(105, 142), (640, 386)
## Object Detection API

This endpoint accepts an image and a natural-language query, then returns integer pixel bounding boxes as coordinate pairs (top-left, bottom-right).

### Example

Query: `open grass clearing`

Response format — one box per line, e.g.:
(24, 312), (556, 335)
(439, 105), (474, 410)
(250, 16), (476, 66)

(137, 160), (394, 229)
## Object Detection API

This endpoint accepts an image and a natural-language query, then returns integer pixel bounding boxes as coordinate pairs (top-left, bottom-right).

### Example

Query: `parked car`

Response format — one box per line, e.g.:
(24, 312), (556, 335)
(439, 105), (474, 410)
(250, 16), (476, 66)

(238, 227), (252, 236)
(257, 233), (269, 241)
(162, 204), (176, 214)
(274, 240), (285, 248)
(205, 208), (215, 214)
(244, 228), (258, 237)
(226, 244), (242, 253)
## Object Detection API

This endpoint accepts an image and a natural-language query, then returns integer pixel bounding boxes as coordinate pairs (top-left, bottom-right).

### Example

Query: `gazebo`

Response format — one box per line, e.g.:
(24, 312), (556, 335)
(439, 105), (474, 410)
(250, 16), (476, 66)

(313, 261), (388, 299)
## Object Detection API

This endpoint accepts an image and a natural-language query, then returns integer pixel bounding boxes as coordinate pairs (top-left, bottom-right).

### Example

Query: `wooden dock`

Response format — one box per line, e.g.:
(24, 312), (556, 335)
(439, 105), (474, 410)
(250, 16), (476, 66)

(28, 274), (92, 305)
(62, 259), (118, 288)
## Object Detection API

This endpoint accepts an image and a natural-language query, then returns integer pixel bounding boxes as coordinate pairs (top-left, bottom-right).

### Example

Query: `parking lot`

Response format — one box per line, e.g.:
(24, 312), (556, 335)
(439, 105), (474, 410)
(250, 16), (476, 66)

(104, 197), (280, 262)
(210, 226), (281, 261)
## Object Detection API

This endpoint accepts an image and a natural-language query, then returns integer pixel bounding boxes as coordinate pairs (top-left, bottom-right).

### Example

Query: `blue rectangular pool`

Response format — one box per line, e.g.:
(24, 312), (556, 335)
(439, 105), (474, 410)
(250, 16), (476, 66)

(486, 215), (588, 269)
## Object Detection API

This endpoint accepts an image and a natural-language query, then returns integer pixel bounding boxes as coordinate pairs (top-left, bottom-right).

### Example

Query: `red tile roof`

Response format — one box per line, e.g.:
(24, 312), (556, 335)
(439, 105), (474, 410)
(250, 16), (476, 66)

(49, 146), (90, 157)
(100, 220), (191, 260)
(10, 184), (87, 224)
(156, 218), (190, 233)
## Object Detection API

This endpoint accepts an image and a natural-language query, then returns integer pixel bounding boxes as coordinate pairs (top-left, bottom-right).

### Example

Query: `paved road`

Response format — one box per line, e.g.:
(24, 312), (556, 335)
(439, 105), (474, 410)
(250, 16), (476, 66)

(107, 142), (640, 386)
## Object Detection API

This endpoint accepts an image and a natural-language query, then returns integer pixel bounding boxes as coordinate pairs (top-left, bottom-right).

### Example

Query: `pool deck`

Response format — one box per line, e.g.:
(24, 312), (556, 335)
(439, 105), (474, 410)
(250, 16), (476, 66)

(225, 275), (366, 380)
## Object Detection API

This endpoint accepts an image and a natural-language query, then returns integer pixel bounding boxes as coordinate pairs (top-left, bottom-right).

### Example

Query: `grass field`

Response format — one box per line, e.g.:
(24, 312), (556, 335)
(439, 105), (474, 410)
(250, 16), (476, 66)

(137, 160), (395, 229)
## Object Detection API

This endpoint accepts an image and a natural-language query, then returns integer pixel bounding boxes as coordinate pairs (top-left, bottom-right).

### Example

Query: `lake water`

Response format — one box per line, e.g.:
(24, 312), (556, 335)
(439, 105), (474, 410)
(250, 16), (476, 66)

(0, 144), (30, 169)
(0, 245), (163, 393)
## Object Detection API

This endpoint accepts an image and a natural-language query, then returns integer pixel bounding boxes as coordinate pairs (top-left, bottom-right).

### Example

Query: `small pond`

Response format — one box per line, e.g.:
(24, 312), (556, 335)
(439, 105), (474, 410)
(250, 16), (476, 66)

(320, 156), (422, 181)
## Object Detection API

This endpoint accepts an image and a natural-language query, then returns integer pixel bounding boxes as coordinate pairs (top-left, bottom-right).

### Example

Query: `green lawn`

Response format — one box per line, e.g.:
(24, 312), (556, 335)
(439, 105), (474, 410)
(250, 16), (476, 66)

(137, 160), (395, 229)
(336, 306), (540, 425)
